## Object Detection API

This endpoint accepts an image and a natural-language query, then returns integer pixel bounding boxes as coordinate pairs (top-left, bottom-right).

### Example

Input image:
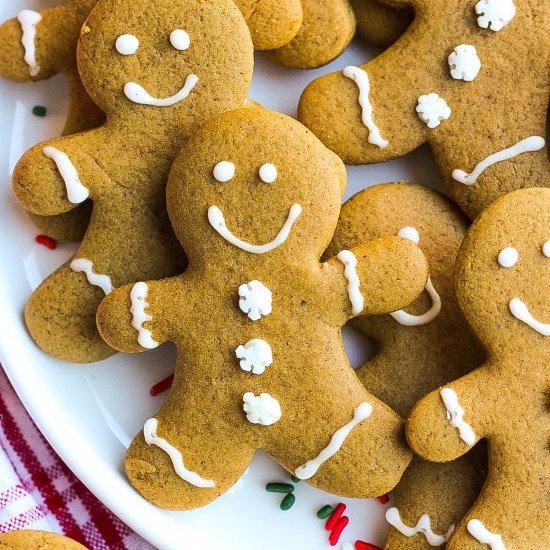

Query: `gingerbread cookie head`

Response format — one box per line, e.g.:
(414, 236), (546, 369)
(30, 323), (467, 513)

(167, 108), (347, 265)
(0, 530), (88, 549)
(97, 108), (429, 510)
(299, 0), (550, 219)
(454, 187), (550, 352)
(78, 0), (253, 121)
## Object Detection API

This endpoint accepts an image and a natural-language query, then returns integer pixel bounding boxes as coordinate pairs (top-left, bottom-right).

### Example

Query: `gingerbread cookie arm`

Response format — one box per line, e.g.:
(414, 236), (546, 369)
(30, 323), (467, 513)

(269, 0), (356, 69)
(324, 236), (428, 323)
(234, 0), (303, 50)
(298, 32), (429, 164)
(406, 368), (491, 463)
(97, 278), (179, 354)
(12, 137), (105, 216)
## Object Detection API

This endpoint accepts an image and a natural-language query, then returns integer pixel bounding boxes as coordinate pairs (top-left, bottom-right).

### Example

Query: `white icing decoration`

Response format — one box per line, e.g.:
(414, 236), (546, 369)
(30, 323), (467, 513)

(416, 93), (451, 129)
(115, 34), (139, 55)
(342, 544), (354, 550)
(213, 161), (235, 183)
(390, 278), (441, 326)
(70, 259), (114, 295)
(475, 0), (516, 32)
(337, 250), (364, 315)
(242, 392), (281, 425)
(397, 226), (420, 244)
(238, 280), (272, 321)
(130, 282), (159, 349)
(448, 44), (481, 82)
(440, 388), (476, 446)
(342, 66), (389, 149)
(208, 204), (302, 254)
(497, 247), (518, 268)
(143, 418), (215, 488)
(170, 29), (190, 51)
(235, 339), (273, 375)
(452, 136), (545, 186)
(42, 146), (90, 204)
(17, 10), (42, 77)
(467, 519), (507, 550)
(386, 508), (454, 546)
(543, 241), (550, 258)
(509, 298), (550, 336)
(124, 74), (199, 107)
(259, 163), (278, 183)
(295, 402), (372, 480)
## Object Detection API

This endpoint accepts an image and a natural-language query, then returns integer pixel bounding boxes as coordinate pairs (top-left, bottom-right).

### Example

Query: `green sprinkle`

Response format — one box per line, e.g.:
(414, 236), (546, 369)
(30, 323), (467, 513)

(316, 504), (333, 519)
(290, 475), (301, 483)
(280, 493), (296, 511)
(266, 482), (294, 494)
(32, 105), (47, 117)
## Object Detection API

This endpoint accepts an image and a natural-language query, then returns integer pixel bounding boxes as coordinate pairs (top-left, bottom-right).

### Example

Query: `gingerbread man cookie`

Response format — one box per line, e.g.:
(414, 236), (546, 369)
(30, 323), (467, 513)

(269, 0), (356, 69)
(299, 0), (550, 219)
(0, 530), (87, 549)
(407, 188), (550, 549)
(326, 183), (486, 549)
(96, 108), (429, 510)
(351, 0), (413, 48)
(13, 0), (254, 363)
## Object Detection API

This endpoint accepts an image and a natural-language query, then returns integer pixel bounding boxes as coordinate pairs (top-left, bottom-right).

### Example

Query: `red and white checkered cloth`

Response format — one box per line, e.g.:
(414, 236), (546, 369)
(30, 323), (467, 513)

(0, 368), (154, 549)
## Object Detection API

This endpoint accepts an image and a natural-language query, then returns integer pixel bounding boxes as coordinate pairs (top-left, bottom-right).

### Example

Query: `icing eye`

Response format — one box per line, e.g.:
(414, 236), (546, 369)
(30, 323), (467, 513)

(397, 226), (420, 245)
(498, 247), (518, 268)
(543, 241), (550, 258)
(116, 34), (139, 56)
(213, 161), (235, 183)
(170, 29), (190, 51)
(259, 163), (278, 184)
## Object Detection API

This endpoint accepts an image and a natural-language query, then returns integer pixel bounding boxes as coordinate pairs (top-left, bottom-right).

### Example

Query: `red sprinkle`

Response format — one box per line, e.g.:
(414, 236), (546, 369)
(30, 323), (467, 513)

(377, 494), (389, 504)
(149, 373), (175, 396)
(328, 516), (349, 546)
(325, 503), (346, 531)
(355, 542), (382, 550)
(35, 235), (57, 250)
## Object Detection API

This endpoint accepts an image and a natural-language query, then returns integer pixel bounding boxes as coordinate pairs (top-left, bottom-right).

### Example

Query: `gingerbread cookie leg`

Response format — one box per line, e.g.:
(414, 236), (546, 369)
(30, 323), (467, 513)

(269, 0), (356, 69)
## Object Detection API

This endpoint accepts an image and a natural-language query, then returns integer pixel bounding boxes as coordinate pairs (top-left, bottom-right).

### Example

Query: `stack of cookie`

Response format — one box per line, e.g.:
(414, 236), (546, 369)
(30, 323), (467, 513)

(2, 0), (548, 548)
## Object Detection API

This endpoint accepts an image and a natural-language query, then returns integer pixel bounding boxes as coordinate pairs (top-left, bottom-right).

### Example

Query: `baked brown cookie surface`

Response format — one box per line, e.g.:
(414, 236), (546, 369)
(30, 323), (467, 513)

(97, 108), (429, 510)
(13, 0), (254, 363)
(269, 0), (356, 69)
(407, 188), (550, 549)
(351, 0), (413, 48)
(0, 530), (87, 550)
(299, 0), (550, 219)
(326, 183), (486, 549)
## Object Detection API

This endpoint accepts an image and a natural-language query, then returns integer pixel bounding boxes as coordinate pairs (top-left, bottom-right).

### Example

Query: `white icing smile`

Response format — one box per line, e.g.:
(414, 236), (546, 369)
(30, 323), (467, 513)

(208, 204), (302, 254)
(509, 298), (550, 336)
(124, 73), (199, 107)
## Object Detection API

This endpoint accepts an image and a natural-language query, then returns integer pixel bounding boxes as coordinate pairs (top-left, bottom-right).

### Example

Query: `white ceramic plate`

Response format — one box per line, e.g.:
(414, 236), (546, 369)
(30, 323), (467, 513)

(0, 2), (444, 549)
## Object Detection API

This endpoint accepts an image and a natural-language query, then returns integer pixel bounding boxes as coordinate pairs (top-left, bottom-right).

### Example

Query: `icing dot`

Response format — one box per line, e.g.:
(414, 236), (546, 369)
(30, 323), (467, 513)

(543, 241), (550, 258)
(397, 226), (420, 245)
(170, 29), (190, 51)
(213, 161), (235, 183)
(116, 34), (139, 56)
(498, 247), (518, 268)
(416, 93), (451, 129)
(259, 163), (278, 183)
